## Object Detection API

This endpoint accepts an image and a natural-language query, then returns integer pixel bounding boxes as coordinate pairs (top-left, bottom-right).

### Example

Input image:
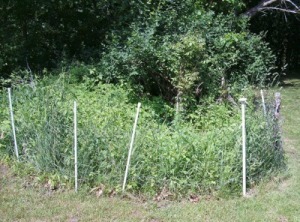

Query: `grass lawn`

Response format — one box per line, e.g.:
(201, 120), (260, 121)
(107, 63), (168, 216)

(1, 77), (300, 222)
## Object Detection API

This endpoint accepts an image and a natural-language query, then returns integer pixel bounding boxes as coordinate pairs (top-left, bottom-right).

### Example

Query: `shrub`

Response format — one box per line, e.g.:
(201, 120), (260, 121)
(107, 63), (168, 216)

(92, 11), (277, 109)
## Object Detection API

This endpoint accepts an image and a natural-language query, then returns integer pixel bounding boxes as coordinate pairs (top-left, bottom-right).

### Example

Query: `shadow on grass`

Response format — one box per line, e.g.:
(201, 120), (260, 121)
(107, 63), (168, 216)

(279, 69), (300, 87)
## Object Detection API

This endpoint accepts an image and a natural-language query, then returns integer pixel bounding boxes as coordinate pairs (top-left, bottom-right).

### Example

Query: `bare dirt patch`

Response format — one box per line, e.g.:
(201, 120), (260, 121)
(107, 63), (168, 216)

(0, 163), (10, 191)
(278, 215), (289, 222)
(0, 163), (8, 178)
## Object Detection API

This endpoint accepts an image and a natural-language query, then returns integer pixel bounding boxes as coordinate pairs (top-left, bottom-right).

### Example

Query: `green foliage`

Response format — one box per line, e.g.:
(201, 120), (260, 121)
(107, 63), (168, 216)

(0, 0), (200, 76)
(188, 99), (239, 130)
(200, 0), (245, 14)
(0, 0), (289, 198)
(0, 74), (285, 197)
(0, 93), (10, 153)
(1, 0), (297, 84)
(94, 11), (276, 107)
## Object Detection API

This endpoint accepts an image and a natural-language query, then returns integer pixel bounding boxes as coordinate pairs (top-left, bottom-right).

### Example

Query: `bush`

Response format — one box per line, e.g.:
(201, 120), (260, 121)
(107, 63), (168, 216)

(92, 11), (277, 109)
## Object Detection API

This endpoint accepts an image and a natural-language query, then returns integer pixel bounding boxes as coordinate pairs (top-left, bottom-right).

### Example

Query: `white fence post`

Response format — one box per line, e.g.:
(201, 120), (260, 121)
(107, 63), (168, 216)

(74, 101), (78, 192)
(122, 102), (141, 192)
(260, 89), (267, 116)
(239, 98), (247, 197)
(8, 88), (19, 160)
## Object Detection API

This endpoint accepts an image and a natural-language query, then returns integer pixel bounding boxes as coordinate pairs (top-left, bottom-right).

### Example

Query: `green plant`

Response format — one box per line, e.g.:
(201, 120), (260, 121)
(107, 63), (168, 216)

(94, 11), (277, 112)
(0, 74), (285, 197)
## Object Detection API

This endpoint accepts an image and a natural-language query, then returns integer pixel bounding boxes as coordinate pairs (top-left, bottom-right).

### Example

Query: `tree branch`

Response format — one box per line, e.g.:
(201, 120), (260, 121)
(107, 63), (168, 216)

(243, 0), (300, 17)
(262, 6), (300, 13)
(286, 0), (300, 10)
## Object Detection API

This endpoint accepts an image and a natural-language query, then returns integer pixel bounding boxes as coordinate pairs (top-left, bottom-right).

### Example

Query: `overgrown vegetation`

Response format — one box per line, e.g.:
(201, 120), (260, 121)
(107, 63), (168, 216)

(1, 0), (299, 79)
(94, 12), (277, 105)
(0, 1), (289, 198)
(0, 73), (285, 197)
(2, 77), (300, 221)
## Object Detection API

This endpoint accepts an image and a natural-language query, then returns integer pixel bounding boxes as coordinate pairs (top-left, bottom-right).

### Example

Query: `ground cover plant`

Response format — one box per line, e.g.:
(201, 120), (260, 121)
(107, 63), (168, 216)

(0, 72), (285, 198)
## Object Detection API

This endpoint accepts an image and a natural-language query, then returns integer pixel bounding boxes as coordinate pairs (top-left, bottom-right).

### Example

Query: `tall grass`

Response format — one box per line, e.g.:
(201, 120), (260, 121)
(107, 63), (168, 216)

(0, 75), (285, 196)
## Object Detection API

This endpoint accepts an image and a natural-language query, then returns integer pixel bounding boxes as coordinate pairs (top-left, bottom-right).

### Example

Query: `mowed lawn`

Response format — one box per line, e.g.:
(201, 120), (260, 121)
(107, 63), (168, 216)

(1, 78), (300, 222)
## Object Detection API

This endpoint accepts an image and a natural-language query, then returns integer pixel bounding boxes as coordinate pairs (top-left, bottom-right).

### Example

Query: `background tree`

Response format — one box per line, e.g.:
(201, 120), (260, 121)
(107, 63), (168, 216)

(0, 0), (299, 81)
(244, 0), (300, 71)
(202, 0), (300, 72)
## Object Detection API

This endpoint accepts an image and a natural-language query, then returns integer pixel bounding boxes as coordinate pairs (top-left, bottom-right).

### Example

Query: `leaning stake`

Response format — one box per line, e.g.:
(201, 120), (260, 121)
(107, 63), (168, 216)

(260, 89), (267, 116)
(239, 98), (247, 197)
(8, 88), (19, 160)
(122, 102), (141, 192)
(74, 101), (78, 192)
(274, 92), (281, 119)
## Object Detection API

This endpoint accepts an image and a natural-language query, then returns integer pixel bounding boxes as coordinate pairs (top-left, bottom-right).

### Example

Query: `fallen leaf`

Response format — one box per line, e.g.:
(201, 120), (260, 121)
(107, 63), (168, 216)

(90, 184), (105, 198)
(154, 186), (172, 202)
(109, 188), (116, 198)
(189, 194), (200, 203)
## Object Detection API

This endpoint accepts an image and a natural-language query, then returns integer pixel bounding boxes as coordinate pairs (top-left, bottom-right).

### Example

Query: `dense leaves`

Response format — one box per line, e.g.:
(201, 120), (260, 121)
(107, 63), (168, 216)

(94, 11), (276, 107)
